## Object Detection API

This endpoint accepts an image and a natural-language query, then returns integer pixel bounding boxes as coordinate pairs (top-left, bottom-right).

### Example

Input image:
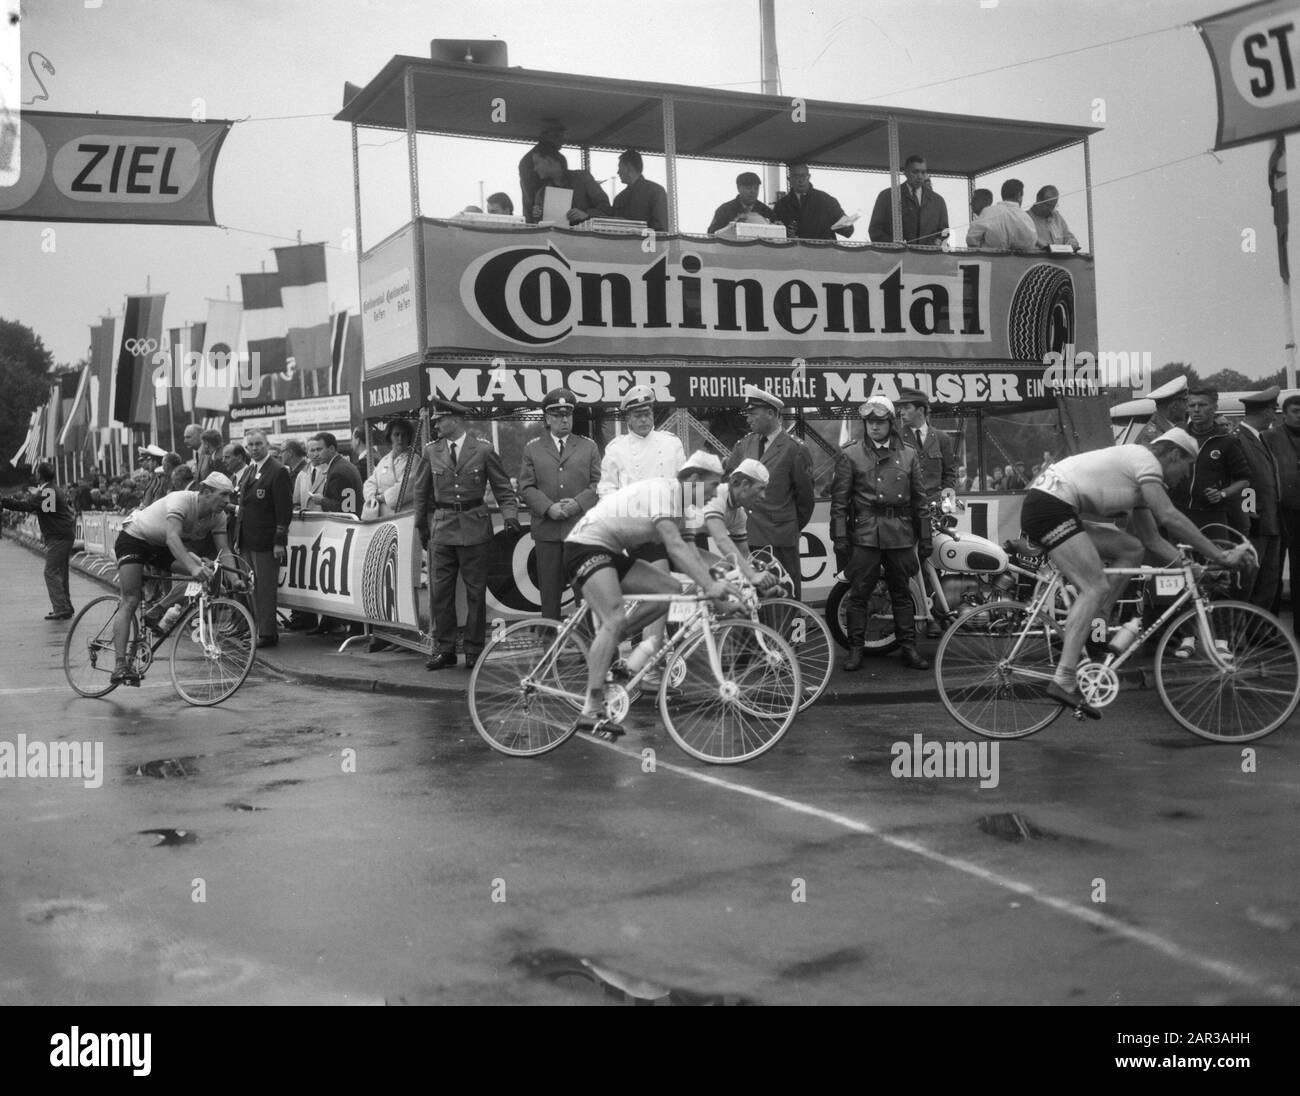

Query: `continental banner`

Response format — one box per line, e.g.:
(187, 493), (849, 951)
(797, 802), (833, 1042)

(1197, 0), (1300, 149)
(416, 219), (1095, 365)
(0, 111), (231, 225)
(278, 512), (420, 630)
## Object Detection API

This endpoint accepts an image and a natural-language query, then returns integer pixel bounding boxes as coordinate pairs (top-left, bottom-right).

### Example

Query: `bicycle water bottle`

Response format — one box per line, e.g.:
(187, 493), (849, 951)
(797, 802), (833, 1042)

(159, 603), (186, 634)
(626, 637), (659, 673)
(1108, 618), (1142, 654)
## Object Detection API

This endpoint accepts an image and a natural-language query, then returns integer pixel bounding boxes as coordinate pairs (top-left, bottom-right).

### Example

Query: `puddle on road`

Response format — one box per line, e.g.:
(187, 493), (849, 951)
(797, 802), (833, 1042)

(978, 812), (1056, 842)
(511, 948), (751, 1006)
(129, 757), (202, 779)
(225, 801), (266, 812)
(137, 828), (198, 847)
(776, 947), (866, 980)
(258, 779), (303, 792)
(1159, 809), (1202, 820)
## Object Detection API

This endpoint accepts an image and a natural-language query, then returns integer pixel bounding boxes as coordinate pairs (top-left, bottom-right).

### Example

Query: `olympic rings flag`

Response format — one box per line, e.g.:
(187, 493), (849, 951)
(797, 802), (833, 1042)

(1198, 0), (1300, 150)
(0, 110), (230, 225)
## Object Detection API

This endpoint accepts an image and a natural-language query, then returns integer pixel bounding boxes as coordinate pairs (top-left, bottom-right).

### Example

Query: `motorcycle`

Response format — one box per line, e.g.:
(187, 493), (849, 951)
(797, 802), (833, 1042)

(824, 498), (1045, 652)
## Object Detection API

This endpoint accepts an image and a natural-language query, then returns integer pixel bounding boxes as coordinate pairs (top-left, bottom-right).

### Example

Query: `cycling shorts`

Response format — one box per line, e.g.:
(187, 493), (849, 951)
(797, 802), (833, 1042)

(564, 543), (637, 591)
(1019, 490), (1087, 551)
(114, 531), (180, 572)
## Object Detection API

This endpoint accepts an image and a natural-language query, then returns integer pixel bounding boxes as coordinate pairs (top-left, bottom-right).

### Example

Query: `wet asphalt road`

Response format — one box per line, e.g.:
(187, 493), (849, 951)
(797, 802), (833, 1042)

(1, 540), (1297, 1006)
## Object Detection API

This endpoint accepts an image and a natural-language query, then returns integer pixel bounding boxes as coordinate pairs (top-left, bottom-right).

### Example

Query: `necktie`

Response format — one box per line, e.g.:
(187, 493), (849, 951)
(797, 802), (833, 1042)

(758, 435), (767, 458)
(557, 438), (565, 459)
(449, 442), (458, 468)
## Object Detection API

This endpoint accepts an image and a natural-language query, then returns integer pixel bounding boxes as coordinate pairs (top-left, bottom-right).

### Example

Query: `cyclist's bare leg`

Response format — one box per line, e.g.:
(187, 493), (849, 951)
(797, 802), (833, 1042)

(149, 553), (205, 617)
(1045, 533), (1109, 687)
(1083, 522), (1146, 623)
(579, 562), (676, 715)
(113, 562), (144, 668)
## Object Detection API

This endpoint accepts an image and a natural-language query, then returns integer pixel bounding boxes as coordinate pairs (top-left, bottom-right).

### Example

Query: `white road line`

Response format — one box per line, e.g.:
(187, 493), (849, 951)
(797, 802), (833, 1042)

(0, 683), (171, 695)
(579, 732), (1297, 1002)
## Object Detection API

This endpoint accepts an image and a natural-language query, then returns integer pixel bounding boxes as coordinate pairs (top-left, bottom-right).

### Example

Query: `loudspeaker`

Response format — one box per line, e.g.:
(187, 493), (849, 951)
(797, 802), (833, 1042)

(430, 39), (508, 67)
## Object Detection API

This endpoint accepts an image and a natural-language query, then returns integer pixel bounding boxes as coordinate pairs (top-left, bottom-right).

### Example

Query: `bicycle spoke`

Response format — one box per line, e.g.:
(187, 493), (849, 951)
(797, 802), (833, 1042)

(63, 596), (127, 698)
(170, 599), (256, 706)
(755, 598), (834, 710)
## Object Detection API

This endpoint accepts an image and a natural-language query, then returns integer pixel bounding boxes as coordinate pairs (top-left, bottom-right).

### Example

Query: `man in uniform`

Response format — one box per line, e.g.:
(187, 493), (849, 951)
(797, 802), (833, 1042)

(896, 387), (957, 503)
(599, 386), (685, 496)
(1235, 387), (1283, 612)
(413, 398), (521, 670)
(1268, 393), (1300, 635)
(1136, 375), (1189, 444)
(724, 386), (814, 599)
(831, 396), (929, 672)
(518, 387), (602, 621)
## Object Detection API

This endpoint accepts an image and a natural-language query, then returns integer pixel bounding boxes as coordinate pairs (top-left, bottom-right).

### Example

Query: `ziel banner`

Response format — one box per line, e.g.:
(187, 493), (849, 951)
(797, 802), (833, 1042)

(420, 220), (1095, 364)
(278, 512), (420, 630)
(1198, 0), (1300, 149)
(0, 111), (230, 225)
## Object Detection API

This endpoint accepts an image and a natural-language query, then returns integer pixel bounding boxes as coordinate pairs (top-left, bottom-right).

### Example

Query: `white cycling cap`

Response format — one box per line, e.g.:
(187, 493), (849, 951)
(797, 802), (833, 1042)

(1152, 427), (1198, 458)
(730, 458), (770, 486)
(678, 451), (725, 477)
(201, 471), (237, 493)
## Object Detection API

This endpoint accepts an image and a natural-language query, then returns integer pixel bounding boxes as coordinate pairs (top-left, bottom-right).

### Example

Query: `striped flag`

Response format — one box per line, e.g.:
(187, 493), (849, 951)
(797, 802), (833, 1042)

(275, 243), (331, 378)
(43, 383), (61, 458)
(113, 294), (167, 426)
(196, 300), (243, 411)
(330, 309), (365, 422)
(1270, 137), (1289, 285)
(89, 315), (119, 429)
(239, 271), (289, 402)
(58, 367), (92, 452)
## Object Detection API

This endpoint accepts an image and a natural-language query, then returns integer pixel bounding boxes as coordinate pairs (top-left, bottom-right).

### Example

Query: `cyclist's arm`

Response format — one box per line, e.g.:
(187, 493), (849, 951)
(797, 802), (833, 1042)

(1136, 482), (1241, 564)
(164, 516), (208, 579)
(656, 518), (734, 599)
(210, 528), (238, 571)
(703, 514), (767, 586)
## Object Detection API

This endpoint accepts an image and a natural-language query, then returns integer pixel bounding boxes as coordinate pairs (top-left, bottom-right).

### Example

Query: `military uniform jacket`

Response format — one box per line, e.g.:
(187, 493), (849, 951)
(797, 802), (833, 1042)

(238, 457), (293, 551)
(830, 436), (927, 549)
(905, 425), (957, 498)
(1135, 412), (1175, 446)
(1234, 425), (1280, 537)
(518, 433), (601, 542)
(724, 431), (814, 548)
(413, 433), (518, 547)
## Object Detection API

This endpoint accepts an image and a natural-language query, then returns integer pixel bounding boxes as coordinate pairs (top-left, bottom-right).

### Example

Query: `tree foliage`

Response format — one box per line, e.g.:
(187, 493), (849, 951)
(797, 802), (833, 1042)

(0, 318), (57, 478)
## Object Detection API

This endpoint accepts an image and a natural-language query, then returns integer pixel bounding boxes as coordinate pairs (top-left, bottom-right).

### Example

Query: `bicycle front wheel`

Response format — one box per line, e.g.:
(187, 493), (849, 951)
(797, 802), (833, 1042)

(659, 620), (801, 764)
(468, 620), (589, 756)
(1155, 600), (1300, 742)
(934, 600), (1061, 739)
(169, 597), (256, 706)
(755, 597), (834, 710)
(64, 595), (128, 697)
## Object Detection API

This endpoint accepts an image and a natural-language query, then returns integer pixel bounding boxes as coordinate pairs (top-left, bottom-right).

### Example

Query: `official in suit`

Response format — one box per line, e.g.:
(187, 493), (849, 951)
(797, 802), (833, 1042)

(518, 388), (602, 621)
(1235, 387), (1283, 613)
(413, 399), (521, 670)
(1269, 393), (1300, 635)
(303, 431), (365, 637)
(236, 429), (293, 647)
(724, 386), (814, 599)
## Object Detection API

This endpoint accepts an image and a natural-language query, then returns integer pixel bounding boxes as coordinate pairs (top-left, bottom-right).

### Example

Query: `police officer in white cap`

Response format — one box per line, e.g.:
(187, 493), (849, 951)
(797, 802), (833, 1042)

(1136, 374), (1189, 445)
(599, 385), (685, 497)
(724, 385), (814, 598)
(831, 396), (929, 671)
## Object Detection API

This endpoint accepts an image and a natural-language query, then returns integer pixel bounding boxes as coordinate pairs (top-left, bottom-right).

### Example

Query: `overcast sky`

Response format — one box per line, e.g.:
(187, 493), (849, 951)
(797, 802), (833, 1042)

(0, 0), (1290, 382)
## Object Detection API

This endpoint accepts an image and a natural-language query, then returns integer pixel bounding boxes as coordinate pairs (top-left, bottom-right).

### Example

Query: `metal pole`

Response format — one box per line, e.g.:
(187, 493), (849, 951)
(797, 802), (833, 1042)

(1083, 137), (1094, 254)
(887, 116), (902, 242)
(662, 95), (679, 234)
(759, 0), (781, 204)
(404, 65), (428, 359)
(351, 122), (365, 254)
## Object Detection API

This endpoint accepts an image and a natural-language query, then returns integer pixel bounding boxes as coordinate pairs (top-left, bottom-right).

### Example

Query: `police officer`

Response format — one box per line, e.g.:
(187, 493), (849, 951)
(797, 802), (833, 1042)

(598, 385), (685, 496)
(1136, 375), (1189, 444)
(831, 396), (929, 671)
(518, 387), (602, 621)
(895, 388), (957, 503)
(413, 398), (521, 670)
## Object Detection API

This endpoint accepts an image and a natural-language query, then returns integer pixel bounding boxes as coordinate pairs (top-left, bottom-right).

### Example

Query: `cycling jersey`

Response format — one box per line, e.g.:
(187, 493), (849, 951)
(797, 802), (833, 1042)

(566, 478), (684, 554)
(123, 490), (228, 545)
(1027, 445), (1164, 520)
(701, 483), (748, 543)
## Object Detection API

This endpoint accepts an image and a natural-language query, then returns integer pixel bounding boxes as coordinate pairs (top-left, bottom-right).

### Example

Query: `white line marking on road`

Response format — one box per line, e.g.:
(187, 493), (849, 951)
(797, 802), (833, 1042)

(579, 732), (1296, 1002)
(0, 683), (171, 695)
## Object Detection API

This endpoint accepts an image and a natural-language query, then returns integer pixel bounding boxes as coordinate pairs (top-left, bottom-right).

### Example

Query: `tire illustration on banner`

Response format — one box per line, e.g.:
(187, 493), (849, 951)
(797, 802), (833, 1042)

(361, 521), (401, 621)
(1007, 264), (1073, 362)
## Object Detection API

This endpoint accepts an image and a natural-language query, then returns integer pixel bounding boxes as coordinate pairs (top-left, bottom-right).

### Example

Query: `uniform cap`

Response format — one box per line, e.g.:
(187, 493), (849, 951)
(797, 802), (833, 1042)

(1152, 427), (1198, 458)
(541, 387), (578, 412)
(895, 387), (930, 409)
(741, 384), (784, 412)
(201, 471), (236, 494)
(1241, 385), (1280, 409)
(428, 397), (470, 419)
(1148, 375), (1188, 402)
(678, 451), (725, 477)
(619, 385), (656, 412)
(859, 396), (896, 420)
(731, 458), (770, 486)
(140, 444), (168, 458)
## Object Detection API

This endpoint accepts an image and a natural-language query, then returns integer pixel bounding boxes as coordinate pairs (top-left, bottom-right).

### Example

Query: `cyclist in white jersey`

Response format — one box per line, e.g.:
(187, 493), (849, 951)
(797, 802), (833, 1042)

(700, 459), (781, 591)
(564, 451), (740, 736)
(1019, 429), (1254, 717)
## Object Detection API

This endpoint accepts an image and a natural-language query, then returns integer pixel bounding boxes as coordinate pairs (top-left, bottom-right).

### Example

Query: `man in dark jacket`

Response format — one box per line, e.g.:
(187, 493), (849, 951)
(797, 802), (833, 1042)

(1267, 392), (1300, 634)
(831, 397), (929, 672)
(772, 163), (854, 242)
(707, 171), (776, 234)
(1173, 387), (1251, 534)
(1, 462), (77, 619)
(236, 429), (293, 648)
(1234, 387), (1283, 612)
(868, 154), (949, 245)
(528, 142), (613, 226)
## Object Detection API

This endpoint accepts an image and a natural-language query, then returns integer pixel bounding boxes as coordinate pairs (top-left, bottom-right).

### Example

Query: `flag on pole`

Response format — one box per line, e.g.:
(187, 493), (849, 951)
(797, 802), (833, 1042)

(275, 243), (331, 376)
(58, 367), (92, 451)
(1270, 137), (1289, 285)
(196, 300), (243, 411)
(113, 294), (167, 426)
(43, 382), (61, 459)
(185, 322), (205, 412)
(330, 309), (365, 422)
(239, 271), (289, 401)
(89, 315), (119, 429)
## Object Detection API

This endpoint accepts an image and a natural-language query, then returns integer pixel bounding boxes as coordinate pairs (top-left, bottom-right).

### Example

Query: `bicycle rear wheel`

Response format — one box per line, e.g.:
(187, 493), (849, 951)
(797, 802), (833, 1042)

(468, 620), (589, 756)
(659, 620), (801, 764)
(1155, 600), (1300, 742)
(169, 597), (256, 706)
(63, 595), (128, 697)
(755, 597), (834, 710)
(934, 600), (1061, 739)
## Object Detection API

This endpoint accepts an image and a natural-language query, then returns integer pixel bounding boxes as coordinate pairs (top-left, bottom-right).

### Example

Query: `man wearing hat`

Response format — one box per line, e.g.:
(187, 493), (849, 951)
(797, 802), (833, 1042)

(724, 385), (815, 598)
(138, 444), (170, 508)
(1268, 393), (1300, 633)
(1136, 375), (1190, 445)
(599, 385), (685, 498)
(700, 460), (782, 591)
(518, 388), (602, 621)
(413, 399), (521, 670)
(896, 388), (957, 503)
(831, 397), (930, 671)
(1233, 387), (1283, 612)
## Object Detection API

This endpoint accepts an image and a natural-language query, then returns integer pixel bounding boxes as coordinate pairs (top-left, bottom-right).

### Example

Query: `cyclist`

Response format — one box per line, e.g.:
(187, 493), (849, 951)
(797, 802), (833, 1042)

(109, 472), (239, 685)
(564, 451), (741, 737)
(700, 459), (782, 592)
(1019, 429), (1254, 718)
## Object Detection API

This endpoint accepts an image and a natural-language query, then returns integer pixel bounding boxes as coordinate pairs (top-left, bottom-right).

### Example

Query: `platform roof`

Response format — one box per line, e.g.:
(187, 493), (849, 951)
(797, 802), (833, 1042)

(335, 57), (1099, 178)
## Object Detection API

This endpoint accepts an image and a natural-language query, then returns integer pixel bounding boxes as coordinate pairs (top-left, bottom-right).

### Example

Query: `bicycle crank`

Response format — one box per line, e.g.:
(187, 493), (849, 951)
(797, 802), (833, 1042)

(603, 684), (633, 724)
(1075, 662), (1119, 708)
